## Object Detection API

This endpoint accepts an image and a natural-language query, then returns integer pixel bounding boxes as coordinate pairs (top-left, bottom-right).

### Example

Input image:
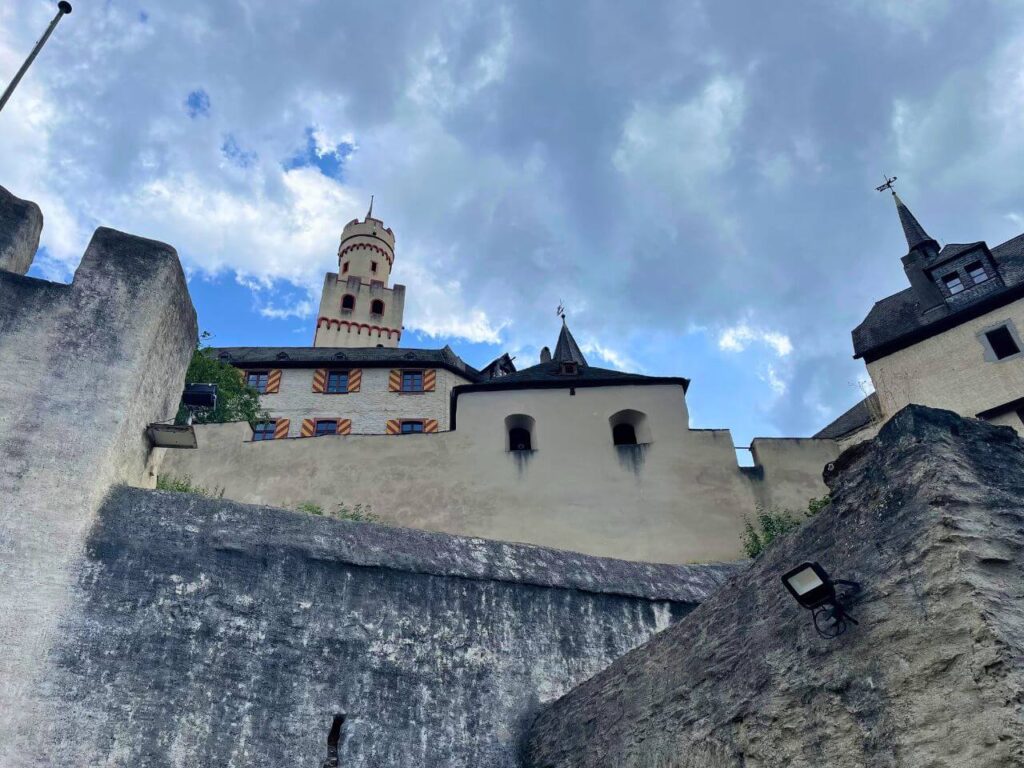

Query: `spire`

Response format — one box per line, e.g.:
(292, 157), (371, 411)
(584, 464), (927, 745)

(892, 192), (937, 253)
(552, 316), (588, 367)
(366, 194), (374, 220)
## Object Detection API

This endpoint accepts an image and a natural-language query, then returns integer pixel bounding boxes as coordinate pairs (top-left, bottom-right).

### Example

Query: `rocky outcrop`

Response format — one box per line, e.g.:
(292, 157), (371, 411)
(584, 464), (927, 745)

(527, 405), (1024, 768)
(0, 184), (42, 275)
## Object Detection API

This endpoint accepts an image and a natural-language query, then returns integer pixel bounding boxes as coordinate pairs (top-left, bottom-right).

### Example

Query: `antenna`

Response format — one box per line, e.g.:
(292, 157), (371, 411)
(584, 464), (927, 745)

(366, 195), (374, 220)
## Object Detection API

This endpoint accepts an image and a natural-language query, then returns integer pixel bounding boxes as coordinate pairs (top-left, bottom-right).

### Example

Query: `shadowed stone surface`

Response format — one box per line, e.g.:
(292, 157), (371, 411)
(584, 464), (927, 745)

(527, 405), (1024, 768)
(0, 184), (42, 275)
(35, 487), (739, 767)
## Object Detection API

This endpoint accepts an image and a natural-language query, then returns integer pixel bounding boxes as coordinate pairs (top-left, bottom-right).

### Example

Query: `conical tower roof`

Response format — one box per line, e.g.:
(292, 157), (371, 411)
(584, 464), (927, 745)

(552, 318), (588, 367)
(893, 192), (938, 252)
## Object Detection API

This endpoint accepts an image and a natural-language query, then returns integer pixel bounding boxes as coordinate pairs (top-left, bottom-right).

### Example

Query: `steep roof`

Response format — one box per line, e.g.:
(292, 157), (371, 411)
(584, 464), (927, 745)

(210, 345), (482, 380)
(893, 193), (937, 252)
(553, 320), (588, 366)
(852, 231), (1024, 361)
(814, 393), (879, 440)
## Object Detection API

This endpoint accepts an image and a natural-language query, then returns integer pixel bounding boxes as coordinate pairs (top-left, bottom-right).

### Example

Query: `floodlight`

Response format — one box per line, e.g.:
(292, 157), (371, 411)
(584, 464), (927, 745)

(146, 423), (197, 449)
(182, 383), (217, 410)
(782, 561), (861, 639)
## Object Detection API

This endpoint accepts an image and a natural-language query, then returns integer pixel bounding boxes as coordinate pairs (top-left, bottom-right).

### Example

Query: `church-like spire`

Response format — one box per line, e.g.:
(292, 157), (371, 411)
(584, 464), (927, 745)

(892, 192), (937, 253)
(552, 316), (588, 367)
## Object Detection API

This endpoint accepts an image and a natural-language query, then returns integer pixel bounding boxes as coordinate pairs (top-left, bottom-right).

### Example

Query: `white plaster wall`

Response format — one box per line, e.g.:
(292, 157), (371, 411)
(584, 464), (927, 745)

(314, 273), (406, 348)
(259, 366), (472, 434)
(161, 384), (836, 564)
(867, 298), (1024, 437)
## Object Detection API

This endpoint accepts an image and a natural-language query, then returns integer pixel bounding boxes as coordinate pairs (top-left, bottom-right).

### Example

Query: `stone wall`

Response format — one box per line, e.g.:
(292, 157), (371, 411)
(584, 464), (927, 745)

(0, 188), (197, 765)
(525, 406), (1024, 768)
(32, 486), (738, 767)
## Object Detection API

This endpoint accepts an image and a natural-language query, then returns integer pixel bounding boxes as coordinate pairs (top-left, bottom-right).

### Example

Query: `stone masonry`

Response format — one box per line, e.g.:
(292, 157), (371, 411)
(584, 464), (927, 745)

(527, 405), (1024, 768)
(0, 184), (43, 275)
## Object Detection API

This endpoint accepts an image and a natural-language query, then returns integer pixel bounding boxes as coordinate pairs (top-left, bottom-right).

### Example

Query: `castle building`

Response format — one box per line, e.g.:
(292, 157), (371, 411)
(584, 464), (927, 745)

(816, 192), (1024, 447)
(313, 200), (406, 348)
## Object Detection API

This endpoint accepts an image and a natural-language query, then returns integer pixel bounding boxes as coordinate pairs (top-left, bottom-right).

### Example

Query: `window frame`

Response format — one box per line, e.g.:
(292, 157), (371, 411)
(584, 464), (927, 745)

(371, 261), (378, 274)
(341, 261), (349, 275)
(401, 370), (424, 393)
(400, 420), (425, 434)
(966, 261), (989, 285)
(942, 272), (965, 296)
(246, 370), (270, 394)
(983, 325), (1022, 361)
(325, 370), (349, 394)
(314, 419), (338, 437)
(341, 294), (356, 311)
(370, 299), (385, 316)
(252, 420), (277, 441)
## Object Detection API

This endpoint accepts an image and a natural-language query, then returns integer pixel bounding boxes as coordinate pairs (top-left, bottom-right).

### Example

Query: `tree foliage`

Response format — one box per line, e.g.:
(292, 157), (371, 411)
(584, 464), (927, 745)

(177, 333), (268, 425)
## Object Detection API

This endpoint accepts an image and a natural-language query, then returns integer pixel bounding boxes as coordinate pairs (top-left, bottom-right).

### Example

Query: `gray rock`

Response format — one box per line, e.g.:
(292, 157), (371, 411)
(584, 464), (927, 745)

(0, 184), (42, 275)
(526, 405), (1024, 768)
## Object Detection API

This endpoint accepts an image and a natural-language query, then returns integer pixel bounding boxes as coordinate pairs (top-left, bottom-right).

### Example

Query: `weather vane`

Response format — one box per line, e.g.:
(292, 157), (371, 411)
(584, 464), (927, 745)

(875, 175), (898, 193)
(556, 301), (566, 321)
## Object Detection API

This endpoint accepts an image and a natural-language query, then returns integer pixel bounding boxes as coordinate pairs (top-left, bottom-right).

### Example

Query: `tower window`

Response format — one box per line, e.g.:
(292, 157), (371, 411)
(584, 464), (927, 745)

(966, 261), (989, 285)
(559, 362), (578, 375)
(509, 427), (532, 451)
(371, 299), (385, 316)
(315, 419), (338, 436)
(341, 294), (355, 311)
(252, 421), (277, 441)
(371, 261), (378, 273)
(504, 414), (536, 452)
(246, 371), (269, 393)
(326, 371), (349, 394)
(401, 420), (424, 434)
(612, 423), (638, 446)
(943, 272), (964, 295)
(342, 261), (349, 274)
(402, 371), (423, 392)
(985, 326), (1021, 360)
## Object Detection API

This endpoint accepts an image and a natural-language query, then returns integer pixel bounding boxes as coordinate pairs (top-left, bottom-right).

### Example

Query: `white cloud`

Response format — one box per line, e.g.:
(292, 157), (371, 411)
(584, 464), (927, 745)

(718, 324), (793, 357)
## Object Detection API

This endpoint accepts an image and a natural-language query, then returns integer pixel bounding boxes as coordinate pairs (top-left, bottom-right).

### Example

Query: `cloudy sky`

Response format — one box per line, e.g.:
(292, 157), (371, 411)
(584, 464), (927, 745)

(3, 0), (1023, 447)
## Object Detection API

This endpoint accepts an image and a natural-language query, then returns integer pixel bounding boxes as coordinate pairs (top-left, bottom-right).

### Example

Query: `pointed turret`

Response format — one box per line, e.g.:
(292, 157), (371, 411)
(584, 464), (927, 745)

(892, 192), (938, 253)
(552, 317), (588, 367)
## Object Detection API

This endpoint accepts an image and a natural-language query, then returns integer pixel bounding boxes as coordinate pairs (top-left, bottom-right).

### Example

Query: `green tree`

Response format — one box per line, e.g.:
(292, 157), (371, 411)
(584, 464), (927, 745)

(176, 332), (268, 425)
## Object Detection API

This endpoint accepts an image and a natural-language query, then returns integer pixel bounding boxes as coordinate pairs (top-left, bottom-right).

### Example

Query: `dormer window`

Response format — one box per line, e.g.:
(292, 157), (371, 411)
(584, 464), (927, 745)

(966, 261), (989, 285)
(942, 272), (964, 296)
(559, 362), (578, 375)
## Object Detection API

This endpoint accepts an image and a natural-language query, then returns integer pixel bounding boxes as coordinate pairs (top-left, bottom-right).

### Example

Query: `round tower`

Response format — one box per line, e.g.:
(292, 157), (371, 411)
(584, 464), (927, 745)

(313, 201), (407, 348)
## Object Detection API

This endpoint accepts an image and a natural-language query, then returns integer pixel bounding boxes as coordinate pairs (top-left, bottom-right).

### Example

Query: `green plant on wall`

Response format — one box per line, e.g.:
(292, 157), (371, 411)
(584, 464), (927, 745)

(156, 474), (224, 498)
(176, 331), (268, 425)
(296, 501), (379, 523)
(741, 495), (830, 558)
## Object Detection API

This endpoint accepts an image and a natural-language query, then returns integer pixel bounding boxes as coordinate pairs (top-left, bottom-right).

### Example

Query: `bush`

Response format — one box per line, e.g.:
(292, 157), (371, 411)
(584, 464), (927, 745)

(296, 501), (378, 524)
(156, 474), (223, 498)
(741, 495), (830, 558)
(176, 332), (268, 426)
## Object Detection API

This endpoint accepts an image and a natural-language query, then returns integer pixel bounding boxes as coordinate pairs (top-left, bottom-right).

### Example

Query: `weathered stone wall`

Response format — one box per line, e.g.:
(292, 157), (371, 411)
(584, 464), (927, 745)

(0, 184), (42, 275)
(31, 486), (737, 767)
(526, 406), (1024, 768)
(0, 189), (197, 765)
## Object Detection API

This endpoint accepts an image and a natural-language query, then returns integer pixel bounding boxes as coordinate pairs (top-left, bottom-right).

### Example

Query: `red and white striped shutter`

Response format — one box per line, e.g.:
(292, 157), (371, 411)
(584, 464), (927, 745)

(388, 369), (401, 392)
(273, 419), (290, 439)
(265, 369), (282, 394)
(347, 369), (362, 392)
(423, 369), (436, 392)
(386, 419), (401, 435)
(312, 369), (327, 393)
(337, 418), (352, 435)
(300, 418), (316, 437)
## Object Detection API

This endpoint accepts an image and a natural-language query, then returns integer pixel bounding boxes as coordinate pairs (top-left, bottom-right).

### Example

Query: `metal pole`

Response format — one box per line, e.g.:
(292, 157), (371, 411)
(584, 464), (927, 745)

(0, 2), (73, 115)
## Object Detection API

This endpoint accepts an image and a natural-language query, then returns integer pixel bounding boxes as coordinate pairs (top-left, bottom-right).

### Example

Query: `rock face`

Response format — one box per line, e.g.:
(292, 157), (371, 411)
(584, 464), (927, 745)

(0, 184), (42, 275)
(526, 405), (1024, 768)
(32, 486), (738, 767)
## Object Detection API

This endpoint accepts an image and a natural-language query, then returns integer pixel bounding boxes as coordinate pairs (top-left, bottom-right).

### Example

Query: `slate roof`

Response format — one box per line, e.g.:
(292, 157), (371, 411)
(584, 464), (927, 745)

(553, 320), (588, 366)
(210, 345), (482, 379)
(894, 193), (937, 251)
(814, 393), (879, 440)
(852, 231), (1024, 361)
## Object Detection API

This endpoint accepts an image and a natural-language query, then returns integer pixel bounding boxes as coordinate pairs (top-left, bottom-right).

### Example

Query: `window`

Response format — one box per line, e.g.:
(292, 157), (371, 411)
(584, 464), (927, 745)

(559, 362), (578, 375)
(612, 423), (638, 446)
(341, 294), (355, 311)
(401, 420), (424, 434)
(315, 419), (337, 436)
(246, 371), (269, 393)
(509, 427), (532, 451)
(943, 272), (964, 295)
(504, 414), (536, 452)
(966, 261), (989, 285)
(253, 421), (276, 441)
(342, 261), (349, 274)
(371, 261), (378, 273)
(402, 371), (423, 392)
(986, 326), (1021, 360)
(371, 299), (385, 316)
(326, 371), (349, 394)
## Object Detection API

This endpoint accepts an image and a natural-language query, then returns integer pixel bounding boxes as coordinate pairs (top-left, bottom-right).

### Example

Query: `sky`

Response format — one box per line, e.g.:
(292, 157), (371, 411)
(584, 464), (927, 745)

(2, 0), (1023, 448)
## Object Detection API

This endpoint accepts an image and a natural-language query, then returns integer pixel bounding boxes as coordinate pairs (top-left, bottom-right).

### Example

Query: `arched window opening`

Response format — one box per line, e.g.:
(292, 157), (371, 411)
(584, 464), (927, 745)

(612, 423), (637, 446)
(509, 427), (532, 451)
(341, 294), (355, 311)
(608, 409), (651, 446)
(371, 299), (385, 315)
(504, 414), (536, 452)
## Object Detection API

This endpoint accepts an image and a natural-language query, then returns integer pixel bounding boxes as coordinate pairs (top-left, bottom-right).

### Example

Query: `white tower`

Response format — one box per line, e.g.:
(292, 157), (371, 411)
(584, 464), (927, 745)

(313, 200), (406, 348)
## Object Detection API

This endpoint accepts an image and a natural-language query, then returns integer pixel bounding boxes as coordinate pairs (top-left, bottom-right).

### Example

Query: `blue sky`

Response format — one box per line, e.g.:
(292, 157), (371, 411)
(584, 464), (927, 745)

(4, 0), (1024, 447)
